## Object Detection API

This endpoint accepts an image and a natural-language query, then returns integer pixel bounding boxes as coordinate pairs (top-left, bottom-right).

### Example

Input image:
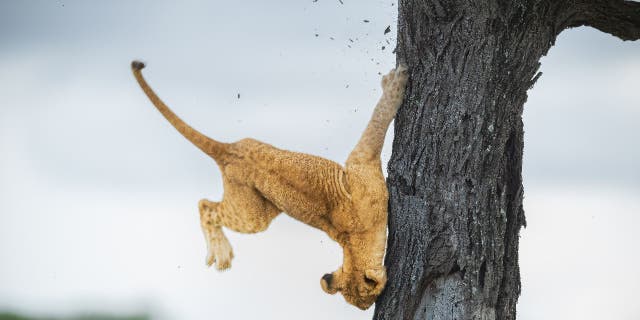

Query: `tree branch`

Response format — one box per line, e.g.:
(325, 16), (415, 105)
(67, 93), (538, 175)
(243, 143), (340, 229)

(563, 0), (640, 41)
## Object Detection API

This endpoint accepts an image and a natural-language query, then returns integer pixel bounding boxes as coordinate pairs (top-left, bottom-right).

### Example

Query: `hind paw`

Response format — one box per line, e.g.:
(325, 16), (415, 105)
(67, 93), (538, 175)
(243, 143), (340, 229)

(205, 236), (234, 271)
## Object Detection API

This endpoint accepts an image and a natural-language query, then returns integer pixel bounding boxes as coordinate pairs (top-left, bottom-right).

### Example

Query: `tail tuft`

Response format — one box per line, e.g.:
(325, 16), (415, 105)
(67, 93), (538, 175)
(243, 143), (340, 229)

(131, 60), (146, 70)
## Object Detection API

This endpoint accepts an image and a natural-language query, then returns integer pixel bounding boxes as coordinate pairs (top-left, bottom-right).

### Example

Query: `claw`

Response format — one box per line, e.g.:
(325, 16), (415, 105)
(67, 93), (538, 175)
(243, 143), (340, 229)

(396, 64), (408, 74)
(393, 64), (409, 88)
(206, 250), (216, 267)
(216, 259), (231, 271)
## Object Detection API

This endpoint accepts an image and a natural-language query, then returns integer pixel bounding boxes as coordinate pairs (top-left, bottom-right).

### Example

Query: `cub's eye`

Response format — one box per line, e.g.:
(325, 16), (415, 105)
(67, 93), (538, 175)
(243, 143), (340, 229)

(364, 276), (377, 287)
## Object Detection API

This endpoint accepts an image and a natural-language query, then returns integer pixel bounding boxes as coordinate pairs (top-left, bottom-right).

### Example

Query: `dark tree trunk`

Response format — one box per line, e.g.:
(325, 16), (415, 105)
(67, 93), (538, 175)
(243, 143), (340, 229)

(373, 1), (640, 320)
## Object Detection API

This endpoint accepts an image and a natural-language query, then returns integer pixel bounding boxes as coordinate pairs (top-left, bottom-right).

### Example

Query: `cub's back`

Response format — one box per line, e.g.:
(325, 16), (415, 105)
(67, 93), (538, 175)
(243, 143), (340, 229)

(225, 138), (347, 218)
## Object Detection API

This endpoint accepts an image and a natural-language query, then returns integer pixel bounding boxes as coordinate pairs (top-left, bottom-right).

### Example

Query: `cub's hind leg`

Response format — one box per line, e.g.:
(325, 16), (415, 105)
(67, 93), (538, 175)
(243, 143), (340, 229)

(199, 179), (280, 270)
(199, 200), (234, 270)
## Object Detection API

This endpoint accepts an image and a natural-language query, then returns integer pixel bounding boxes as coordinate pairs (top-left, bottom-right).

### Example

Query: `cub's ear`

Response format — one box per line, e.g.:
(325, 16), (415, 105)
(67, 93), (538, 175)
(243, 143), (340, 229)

(364, 268), (387, 293)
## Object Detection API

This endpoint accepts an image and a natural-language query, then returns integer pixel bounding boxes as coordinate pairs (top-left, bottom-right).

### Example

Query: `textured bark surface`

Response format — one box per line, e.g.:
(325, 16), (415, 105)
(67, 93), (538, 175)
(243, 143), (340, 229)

(373, 1), (640, 320)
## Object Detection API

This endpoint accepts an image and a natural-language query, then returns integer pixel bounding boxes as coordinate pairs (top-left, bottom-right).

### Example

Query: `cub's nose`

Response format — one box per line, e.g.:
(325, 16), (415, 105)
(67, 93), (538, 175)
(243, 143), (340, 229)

(322, 273), (333, 286)
(321, 273), (338, 294)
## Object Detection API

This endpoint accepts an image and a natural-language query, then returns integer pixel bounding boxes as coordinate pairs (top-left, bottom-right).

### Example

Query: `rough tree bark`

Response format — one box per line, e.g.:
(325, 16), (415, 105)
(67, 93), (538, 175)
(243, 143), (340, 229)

(373, 1), (640, 320)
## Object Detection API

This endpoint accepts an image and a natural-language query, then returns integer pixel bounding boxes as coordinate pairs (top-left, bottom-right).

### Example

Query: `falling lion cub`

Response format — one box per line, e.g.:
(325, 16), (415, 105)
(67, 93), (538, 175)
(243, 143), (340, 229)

(131, 61), (408, 309)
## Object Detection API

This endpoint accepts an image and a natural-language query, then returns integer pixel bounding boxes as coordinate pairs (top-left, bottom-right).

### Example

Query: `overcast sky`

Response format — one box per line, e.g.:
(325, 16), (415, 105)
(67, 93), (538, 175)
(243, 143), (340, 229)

(0, 1), (639, 320)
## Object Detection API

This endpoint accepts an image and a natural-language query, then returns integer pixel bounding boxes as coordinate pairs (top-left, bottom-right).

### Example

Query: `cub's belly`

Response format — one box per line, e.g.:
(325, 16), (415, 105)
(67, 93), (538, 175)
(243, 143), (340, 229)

(254, 174), (330, 223)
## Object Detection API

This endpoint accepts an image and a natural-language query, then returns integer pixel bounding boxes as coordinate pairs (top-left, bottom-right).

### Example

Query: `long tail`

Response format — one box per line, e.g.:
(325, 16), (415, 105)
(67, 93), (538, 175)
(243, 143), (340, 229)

(131, 61), (227, 160)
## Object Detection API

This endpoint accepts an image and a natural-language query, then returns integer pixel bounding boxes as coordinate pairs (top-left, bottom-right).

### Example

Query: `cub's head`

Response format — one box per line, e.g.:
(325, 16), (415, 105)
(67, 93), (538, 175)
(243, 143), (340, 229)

(320, 267), (387, 310)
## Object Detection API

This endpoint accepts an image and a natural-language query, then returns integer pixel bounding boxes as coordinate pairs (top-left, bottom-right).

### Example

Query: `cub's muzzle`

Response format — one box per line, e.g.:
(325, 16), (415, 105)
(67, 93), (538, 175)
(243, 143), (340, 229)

(320, 273), (338, 294)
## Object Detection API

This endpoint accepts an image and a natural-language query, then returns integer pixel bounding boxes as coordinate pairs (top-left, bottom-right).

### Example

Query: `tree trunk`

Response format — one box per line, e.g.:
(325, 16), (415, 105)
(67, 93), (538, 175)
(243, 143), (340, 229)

(373, 1), (640, 320)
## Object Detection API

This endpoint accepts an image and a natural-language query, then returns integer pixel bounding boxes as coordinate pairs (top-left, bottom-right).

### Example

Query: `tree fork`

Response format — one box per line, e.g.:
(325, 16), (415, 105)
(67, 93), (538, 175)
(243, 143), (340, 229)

(373, 1), (639, 319)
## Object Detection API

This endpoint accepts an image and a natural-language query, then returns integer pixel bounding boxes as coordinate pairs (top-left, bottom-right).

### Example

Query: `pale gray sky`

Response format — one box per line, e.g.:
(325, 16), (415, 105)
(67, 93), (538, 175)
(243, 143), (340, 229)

(0, 1), (639, 320)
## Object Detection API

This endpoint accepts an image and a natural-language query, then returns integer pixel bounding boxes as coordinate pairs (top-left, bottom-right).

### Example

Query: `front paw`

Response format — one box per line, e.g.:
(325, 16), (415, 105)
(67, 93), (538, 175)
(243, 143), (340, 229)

(394, 64), (409, 85)
(381, 71), (396, 88)
(381, 65), (409, 95)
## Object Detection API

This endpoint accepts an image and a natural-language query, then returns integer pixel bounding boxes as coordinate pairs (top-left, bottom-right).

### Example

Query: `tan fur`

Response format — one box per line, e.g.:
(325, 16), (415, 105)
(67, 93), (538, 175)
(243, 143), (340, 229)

(131, 61), (408, 310)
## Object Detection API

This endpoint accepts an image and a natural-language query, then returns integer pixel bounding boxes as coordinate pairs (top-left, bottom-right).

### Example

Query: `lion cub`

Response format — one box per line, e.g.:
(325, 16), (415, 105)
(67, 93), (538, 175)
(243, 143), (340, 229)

(131, 61), (408, 309)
